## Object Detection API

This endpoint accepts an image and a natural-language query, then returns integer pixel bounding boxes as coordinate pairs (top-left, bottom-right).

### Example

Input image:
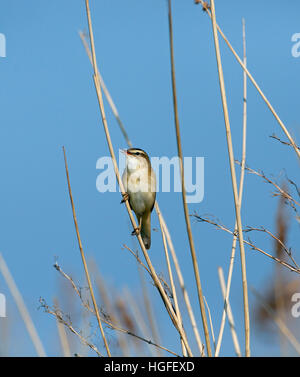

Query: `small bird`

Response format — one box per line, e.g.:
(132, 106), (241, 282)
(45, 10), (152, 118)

(122, 148), (156, 249)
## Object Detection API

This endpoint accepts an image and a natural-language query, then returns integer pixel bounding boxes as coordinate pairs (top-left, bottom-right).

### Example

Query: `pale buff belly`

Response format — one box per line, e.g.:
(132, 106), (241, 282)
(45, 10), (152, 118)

(128, 190), (151, 216)
(123, 168), (156, 217)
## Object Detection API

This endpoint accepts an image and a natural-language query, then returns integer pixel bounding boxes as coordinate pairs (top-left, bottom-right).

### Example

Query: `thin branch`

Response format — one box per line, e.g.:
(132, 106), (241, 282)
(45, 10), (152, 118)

(168, 0), (211, 356)
(203, 296), (216, 351)
(236, 162), (300, 212)
(39, 298), (103, 357)
(79, 18), (203, 357)
(79, 30), (133, 148)
(122, 245), (172, 296)
(194, 214), (300, 274)
(210, 0), (250, 356)
(196, 0), (300, 161)
(135, 253), (163, 357)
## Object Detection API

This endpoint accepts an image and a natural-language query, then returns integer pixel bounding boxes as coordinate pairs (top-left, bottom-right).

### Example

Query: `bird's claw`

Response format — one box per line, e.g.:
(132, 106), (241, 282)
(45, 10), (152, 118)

(121, 192), (129, 204)
(131, 227), (140, 236)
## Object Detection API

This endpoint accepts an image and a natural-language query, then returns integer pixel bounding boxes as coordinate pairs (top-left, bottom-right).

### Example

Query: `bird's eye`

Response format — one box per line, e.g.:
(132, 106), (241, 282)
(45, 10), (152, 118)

(136, 152), (140, 156)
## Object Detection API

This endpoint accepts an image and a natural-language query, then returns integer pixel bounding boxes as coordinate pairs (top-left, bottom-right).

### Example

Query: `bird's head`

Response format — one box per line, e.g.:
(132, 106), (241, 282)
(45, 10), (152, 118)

(123, 148), (150, 172)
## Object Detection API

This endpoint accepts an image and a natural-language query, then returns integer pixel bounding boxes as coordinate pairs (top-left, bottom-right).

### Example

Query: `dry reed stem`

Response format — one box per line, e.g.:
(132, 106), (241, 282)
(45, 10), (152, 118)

(123, 288), (160, 356)
(217, 267), (241, 357)
(62, 147), (111, 357)
(210, 0), (250, 356)
(53, 297), (72, 357)
(214, 18), (248, 357)
(157, 211), (188, 356)
(114, 292), (146, 357)
(168, 0), (212, 357)
(84, 0), (193, 356)
(79, 27), (204, 357)
(135, 254), (163, 357)
(157, 209), (205, 356)
(270, 134), (300, 151)
(197, 0), (300, 161)
(0, 253), (46, 357)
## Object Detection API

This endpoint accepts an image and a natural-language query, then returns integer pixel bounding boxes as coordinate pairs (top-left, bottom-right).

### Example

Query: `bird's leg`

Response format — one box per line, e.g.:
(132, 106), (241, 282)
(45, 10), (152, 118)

(120, 192), (129, 204)
(131, 217), (142, 236)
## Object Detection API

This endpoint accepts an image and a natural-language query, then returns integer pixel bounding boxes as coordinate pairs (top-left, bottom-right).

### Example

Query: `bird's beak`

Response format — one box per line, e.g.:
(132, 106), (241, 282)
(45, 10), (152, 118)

(120, 149), (128, 155)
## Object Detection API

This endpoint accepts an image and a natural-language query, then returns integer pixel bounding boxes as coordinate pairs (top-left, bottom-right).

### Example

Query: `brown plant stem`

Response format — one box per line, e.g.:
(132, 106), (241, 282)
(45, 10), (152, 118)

(210, 0), (250, 356)
(168, 0), (212, 357)
(196, 0), (300, 161)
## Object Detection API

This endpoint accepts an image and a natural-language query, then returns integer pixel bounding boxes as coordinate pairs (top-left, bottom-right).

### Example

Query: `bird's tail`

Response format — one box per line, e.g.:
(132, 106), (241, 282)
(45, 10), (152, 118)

(141, 212), (151, 249)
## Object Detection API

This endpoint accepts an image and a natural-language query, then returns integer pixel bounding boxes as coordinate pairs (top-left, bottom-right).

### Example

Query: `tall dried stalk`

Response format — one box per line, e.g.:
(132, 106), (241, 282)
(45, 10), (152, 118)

(62, 147), (111, 357)
(197, 0), (300, 161)
(84, 0), (193, 356)
(209, 0), (250, 356)
(167, 0), (212, 357)
(215, 18), (248, 357)
(53, 297), (72, 357)
(157, 212), (188, 356)
(40, 298), (103, 356)
(78, 31), (133, 148)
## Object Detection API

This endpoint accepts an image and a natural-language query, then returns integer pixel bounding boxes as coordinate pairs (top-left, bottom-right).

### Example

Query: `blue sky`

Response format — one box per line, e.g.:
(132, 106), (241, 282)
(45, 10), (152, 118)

(0, 0), (299, 356)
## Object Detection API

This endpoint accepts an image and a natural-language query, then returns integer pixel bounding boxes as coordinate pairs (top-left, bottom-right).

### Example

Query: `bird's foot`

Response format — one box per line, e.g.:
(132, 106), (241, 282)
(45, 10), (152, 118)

(131, 227), (141, 236)
(120, 192), (129, 204)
